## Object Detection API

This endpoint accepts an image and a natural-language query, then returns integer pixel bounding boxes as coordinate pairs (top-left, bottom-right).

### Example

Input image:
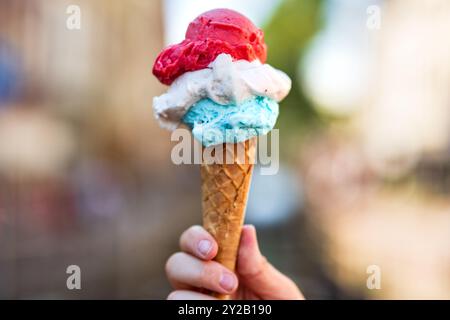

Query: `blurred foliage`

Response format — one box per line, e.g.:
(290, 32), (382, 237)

(264, 0), (324, 156)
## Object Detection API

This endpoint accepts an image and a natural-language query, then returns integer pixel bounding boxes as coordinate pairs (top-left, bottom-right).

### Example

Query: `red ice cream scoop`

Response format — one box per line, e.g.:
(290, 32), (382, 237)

(153, 8), (267, 85)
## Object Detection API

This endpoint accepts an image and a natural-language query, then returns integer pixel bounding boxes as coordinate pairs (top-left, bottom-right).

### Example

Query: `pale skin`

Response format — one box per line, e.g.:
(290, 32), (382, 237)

(166, 224), (304, 300)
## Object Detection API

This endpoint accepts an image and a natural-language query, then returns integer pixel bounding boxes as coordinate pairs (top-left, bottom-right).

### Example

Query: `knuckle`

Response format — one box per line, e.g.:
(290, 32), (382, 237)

(255, 255), (269, 273)
(260, 255), (269, 267)
(187, 225), (203, 235)
(180, 225), (203, 247)
(199, 261), (221, 287)
(190, 225), (204, 232)
(190, 225), (210, 239)
(199, 262), (214, 285)
(242, 255), (269, 279)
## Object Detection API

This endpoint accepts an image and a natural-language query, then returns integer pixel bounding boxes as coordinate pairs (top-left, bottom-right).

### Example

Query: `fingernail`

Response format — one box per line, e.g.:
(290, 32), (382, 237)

(197, 240), (212, 257)
(219, 272), (236, 292)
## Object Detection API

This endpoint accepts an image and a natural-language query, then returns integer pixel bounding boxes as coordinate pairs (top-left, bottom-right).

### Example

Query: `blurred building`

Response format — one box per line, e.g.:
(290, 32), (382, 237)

(300, 0), (450, 299)
(0, 0), (189, 299)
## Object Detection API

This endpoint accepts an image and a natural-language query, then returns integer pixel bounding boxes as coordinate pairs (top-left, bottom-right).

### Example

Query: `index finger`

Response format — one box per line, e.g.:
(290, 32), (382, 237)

(179, 225), (218, 261)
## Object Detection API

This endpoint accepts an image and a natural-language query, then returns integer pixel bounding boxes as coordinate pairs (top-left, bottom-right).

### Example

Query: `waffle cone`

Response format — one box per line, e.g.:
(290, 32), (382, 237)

(201, 137), (257, 300)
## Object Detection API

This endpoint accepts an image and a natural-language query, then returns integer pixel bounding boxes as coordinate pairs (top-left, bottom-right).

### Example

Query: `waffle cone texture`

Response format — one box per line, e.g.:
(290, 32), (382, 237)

(201, 138), (256, 299)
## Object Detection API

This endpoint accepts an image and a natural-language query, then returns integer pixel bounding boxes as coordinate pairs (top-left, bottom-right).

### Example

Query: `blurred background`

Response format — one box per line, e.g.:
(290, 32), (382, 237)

(0, 0), (449, 299)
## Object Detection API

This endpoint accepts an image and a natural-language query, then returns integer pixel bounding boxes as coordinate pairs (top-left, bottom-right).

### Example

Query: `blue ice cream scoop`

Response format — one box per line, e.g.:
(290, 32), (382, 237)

(182, 96), (279, 147)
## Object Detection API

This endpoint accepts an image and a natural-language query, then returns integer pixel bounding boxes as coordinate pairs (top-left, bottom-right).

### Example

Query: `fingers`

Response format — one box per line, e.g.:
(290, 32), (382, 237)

(167, 290), (217, 300)
(236, 225), (304, 300)
(179, 225), (218, 260)
(166, 225), (237, 296)
(166, 252), (238, 295)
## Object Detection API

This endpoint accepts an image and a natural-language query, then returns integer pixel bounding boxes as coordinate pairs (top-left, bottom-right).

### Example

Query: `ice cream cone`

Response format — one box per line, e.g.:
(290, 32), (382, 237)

(201, 137), (256, 300)
(152, 8), (291, 301)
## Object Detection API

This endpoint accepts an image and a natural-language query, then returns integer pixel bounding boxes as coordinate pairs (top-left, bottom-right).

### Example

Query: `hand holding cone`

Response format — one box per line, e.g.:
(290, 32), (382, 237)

(152, 9), (291, 299)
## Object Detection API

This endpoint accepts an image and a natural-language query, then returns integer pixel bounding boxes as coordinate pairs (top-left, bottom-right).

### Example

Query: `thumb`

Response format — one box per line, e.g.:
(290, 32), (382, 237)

(236, 225), (304, 300)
